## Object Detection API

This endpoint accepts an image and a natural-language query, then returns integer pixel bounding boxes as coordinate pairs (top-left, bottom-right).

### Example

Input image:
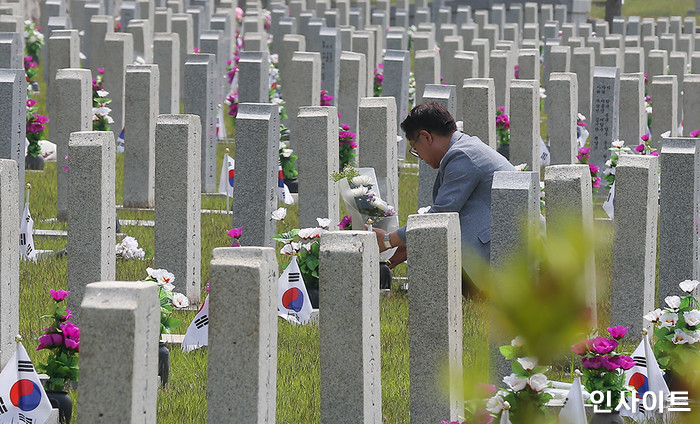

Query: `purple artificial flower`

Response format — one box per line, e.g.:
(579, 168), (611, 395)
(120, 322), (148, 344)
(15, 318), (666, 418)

(615, 355), (636, 370)
(33, 114), (49, 124)
(592, 176), (601, 188)
(640, 133), (650, 142)
(36, 333), (63, 351)
(650, 151), (659, 156)
(26, 98), (36, 107)
(98, 67), (105, 74)
(634, 143), (645, 153)
(341, 123), (350, 131)
(581, 356), (604, 369)
(591, 336), (619, 355)
(497, 106), (505, 113)
(227, 227), (243, 238)
(61, 309), (73, 321)
(579, 147), (591, 155)
(690, 130), (700, 138)
(60, 321), (80, 339)
(337, 215), (352, 230)
(50, 289), (70, 301)
(589, 163), (599, 174)
(577, 121), (587, 127)
(601, 355), (621, 371)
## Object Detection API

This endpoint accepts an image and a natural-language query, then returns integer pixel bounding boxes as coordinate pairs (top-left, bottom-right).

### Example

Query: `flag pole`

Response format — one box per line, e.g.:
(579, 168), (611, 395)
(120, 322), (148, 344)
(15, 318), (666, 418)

(225, 148), (230, 214)
(25, 183), (30, 206)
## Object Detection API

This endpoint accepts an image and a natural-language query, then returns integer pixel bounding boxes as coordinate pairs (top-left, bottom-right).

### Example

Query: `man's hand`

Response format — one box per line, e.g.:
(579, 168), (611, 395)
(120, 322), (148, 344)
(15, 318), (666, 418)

(387, 246), (407, 269)
(365, 226), (389, 252)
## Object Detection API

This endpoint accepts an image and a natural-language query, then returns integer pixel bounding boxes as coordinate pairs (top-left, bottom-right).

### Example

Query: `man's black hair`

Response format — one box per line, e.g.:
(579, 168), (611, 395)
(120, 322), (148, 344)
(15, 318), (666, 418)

(400, 101), (457, 142)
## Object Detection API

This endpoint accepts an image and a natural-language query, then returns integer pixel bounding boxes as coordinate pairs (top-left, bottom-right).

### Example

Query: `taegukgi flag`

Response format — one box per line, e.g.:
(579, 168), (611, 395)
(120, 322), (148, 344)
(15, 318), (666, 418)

(19, 195), (36, 262)
(0, 342), (52, 424)
(181, 295), (209, 353)
(277, 165), (294, 205)
(217, 152), (235, 198)
(278, 256), (312, 325)
(216, 104), (227, 141)
(620, 334), (669, 420)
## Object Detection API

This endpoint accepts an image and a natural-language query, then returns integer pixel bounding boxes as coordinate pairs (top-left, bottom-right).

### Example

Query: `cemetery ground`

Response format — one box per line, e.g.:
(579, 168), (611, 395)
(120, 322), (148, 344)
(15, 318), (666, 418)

(589, 0), (697, 20)
(20, 109), (625, 423)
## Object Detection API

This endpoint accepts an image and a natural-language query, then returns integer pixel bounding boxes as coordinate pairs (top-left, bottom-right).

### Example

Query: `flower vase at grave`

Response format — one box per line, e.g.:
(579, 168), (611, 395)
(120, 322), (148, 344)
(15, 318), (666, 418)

(307, 287), (319, 309)
(284, 177), (298, 193)
(46, 390), (72, 424)
(158, 342), (170, 386)
(497, 143), (510, 160)
(379, 262), (392, 290)
(25, 154), (45, 170)
(589, 410), (623, 424)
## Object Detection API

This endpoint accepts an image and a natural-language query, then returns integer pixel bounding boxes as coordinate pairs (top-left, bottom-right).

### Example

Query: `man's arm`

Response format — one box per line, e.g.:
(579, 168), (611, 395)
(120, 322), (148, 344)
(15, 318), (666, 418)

(430, 150), (483, 214)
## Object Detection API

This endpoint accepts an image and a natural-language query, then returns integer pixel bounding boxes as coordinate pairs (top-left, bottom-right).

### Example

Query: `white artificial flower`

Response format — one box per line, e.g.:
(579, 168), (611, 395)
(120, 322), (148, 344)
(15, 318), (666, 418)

(646, 106), (653, 114)
(605, 160), (613, 167)
(528, 373), (548, 392)
(679, 280), (700, 293)
(539, 87), (547, 98)
(298, 227), (327, 239)
(514, 163), (528, 171)
(350, 186), (368, 197)
(301, 242), (313, 252)
(643, 308), (663, 322)
(511, 336), (525, 347)
(162, 282), (175, 292)
(661, 131), (671, 139)
(93, 106), (112, 116)
(485, 394), (505, 414)
(351, 175), (372, 186)
(372, 198), (388, 211)
(672, 329), (697, 344)
(456, 120), (464, 132)
(665, 295), (682, 309)
(269, 53), (279, 64)
(271, 207), (287, 221)
(577, 113), (586, 121)
(97, 89), (109, 97)
(517, 357), (537, 370)
(280, 243), (294, 255)
(146, 267), (175, 286)
(316, 218), (332, 228)
(503, 373), (527, 392)
(603, 167), (615, 176)
(417, 206), (431, 214)
(659, 312), (679, 328)
(611, 139), (625, 148)
(106, 116), (114, 124)
(282, 148), (293, 157)
(172, 292), (189, 308)
(684, 310), (700, 327)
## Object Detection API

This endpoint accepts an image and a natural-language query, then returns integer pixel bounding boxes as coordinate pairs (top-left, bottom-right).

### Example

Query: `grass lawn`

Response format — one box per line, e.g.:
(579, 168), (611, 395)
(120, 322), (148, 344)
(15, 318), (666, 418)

(589, 0), (698, 20)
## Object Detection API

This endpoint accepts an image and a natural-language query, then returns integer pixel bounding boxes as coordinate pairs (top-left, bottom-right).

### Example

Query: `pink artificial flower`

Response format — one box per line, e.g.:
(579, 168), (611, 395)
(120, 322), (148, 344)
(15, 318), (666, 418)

(607, 325), (628, 339)
(650, 151), (659, 156)
(193, 47), (200, 53)
(337, 215), (352, 230)
(615, 355), (636, 370)
(61, 322), (80, 339)
(571, 339), (591, 355)
(497, 106), (505, 112)
(634, 144), (645, 153)
(592, 176), (601, 188)
(640, 133), (650, 142)
(24, 55), (33, 62)
(227, 227), (243, 238)
(690, 130), (700, 138)
(591, 336), (618, 355)
(236, 6), (244, 19)
(577, 121), (587, 127)
(476, 382), (497, 396)
(36, 332), (63, 350)
(601, 355), (621, 371)
(341, 123), (350, 131)
(581, 356), (603, 369)
(589, 163), (599, 174)
(50, 289), (70, 301)
(98, 67), (105, 74)
(26, 98), (36, 107)
(579, 147), (590, 155)
(206, 282), (210, 292)
(61, 309), (73, 321)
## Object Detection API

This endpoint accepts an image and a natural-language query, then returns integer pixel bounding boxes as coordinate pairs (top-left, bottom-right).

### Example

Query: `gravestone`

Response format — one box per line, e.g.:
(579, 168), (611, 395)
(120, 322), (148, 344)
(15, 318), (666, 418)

(238, 51), (269, 103)
(453, 51), (479, 121)
(67, 131), (116, 322)
(414, 50), (440, 106)
(649, 75), (678, 148)
(278, 34), (305, 94)
(419, 85), (456, 209)
(103, 32), (134, 140)
(619, 73), (645, 146)
(386, 28), (407, 51)
(320, 27), (341, 106)
(297, 107), (339, 228)
(544, 165), (597, 325)
(441, 36), (463, 85)
(611, 155), (658, 340)
(318, 231), (381, 423)
(489, 49), (513, 112)
(47, 29), (80, 101)
(407, 212), (464, 421)
(548, 72), (578, 165)
(124, 64), (159, 208)
(199, 30), (227, 102)
(0, 159), (18, 369)
(154, 115), (201, 302)
(624, 47), (645, 73)
(358, 97), (398, 208)
(510, 79), (541, 173)
(153, 33), (180, 114)
(684, 75), (700, 134)
(78, 281), (159, 422)
(184, 53), (217, 193)
(127, 19), (152, 62)
(0, 33), (21, 69)
(207, 247), (278, 423)
(523, 23), (538, 41)
(461, 78), (496, 149)
(286, 52), (321, 145)
(53, 69), (92, 221)
(589, 67), (621, 174)
(517, 49), (540, 82)
(154, 7), (172, 32)
(668, 52), (687, 127)
(88, 15), (114, 76)
(171, 13), (194, 98)
(382, 49), (410, 154)
(647, 50), (668, 85)
(460, 23), (479, 48)
(600, 48), (621, 69)
(0, 70), (25, 215)
(470, 38), (491, 78)
(232, 104), (280, 247)
(659, 138), (700, 304)
(338, 51), (366, 133)
(120, 1), (140, 30)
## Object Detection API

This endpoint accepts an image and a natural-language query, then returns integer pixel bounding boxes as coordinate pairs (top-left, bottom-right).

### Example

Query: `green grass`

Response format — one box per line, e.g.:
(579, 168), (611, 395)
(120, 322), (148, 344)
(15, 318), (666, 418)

(589, 0), (698, 20)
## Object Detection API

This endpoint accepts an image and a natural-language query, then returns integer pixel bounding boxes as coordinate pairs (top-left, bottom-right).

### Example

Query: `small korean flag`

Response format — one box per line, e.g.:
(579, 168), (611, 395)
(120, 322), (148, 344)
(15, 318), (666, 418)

(278, 256), (313, 325)
(181, 295), (209, 353)
(0, 342), (52, 424)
